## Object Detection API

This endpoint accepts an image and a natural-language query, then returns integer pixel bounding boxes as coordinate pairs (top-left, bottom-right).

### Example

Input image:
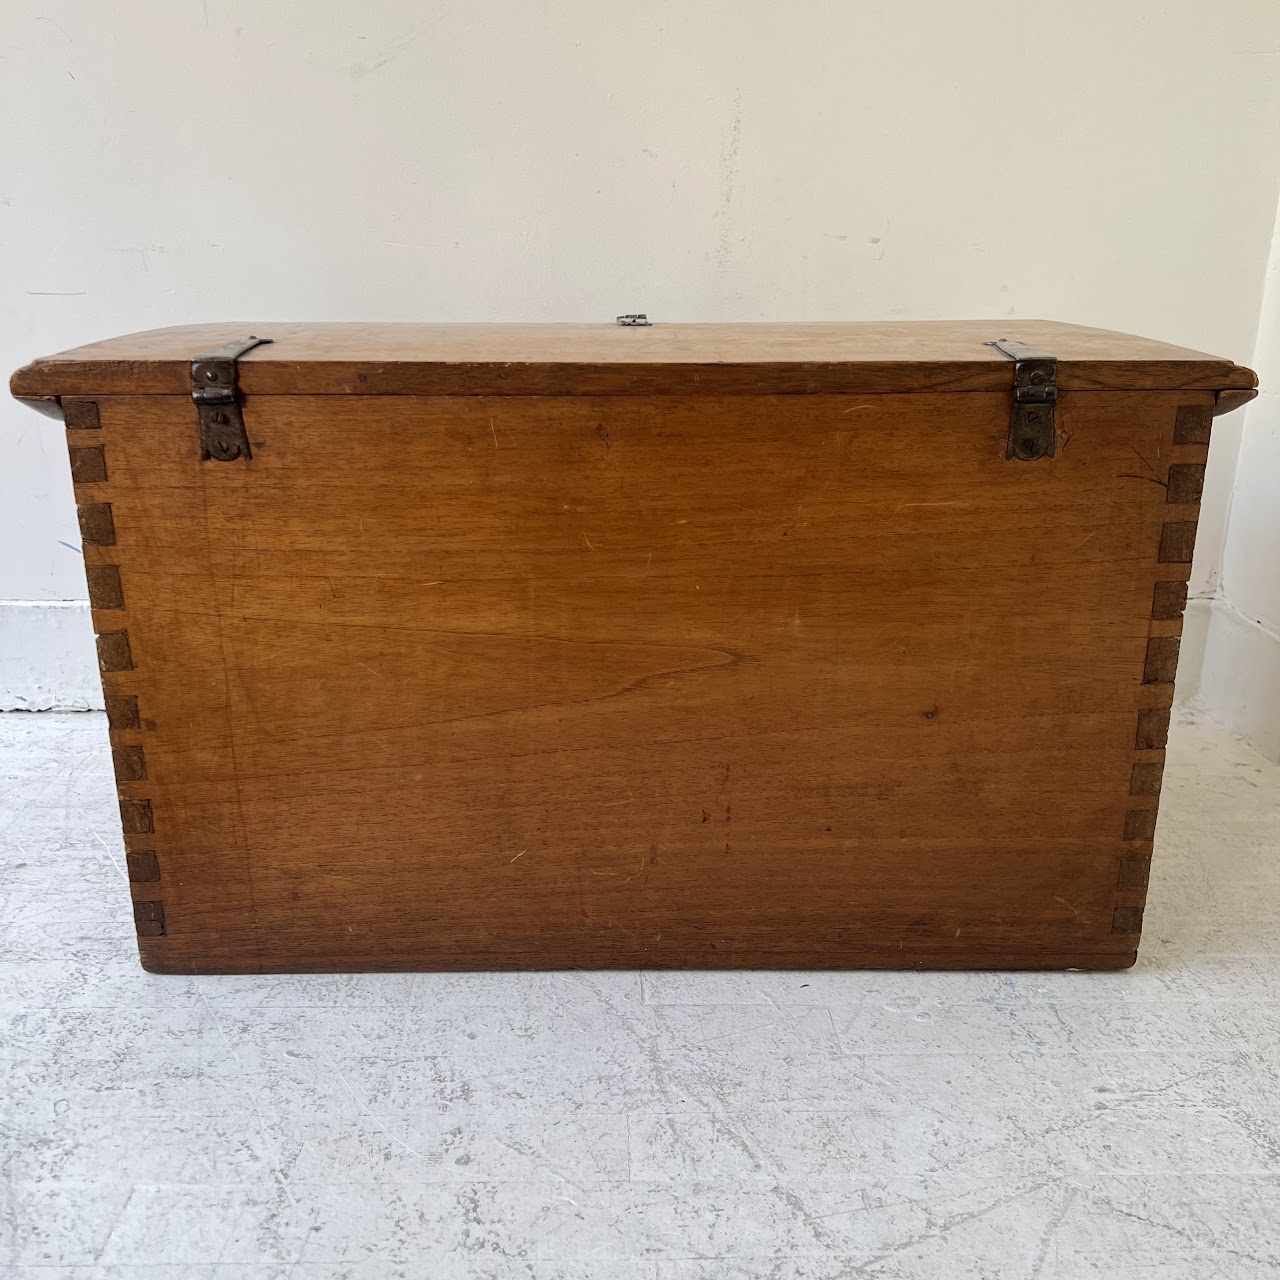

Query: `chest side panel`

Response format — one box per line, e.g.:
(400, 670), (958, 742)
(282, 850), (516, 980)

(72, 388), (1207, 970)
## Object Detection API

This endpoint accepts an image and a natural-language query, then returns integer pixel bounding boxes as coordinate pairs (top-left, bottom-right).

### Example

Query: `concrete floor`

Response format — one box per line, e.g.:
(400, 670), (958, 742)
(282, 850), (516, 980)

(1, 712), (1279, 1278)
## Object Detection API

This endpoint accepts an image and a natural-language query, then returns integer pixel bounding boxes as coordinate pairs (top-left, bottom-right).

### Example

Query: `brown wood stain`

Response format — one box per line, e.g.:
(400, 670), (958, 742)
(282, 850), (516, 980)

(10, 320), (1256, 972)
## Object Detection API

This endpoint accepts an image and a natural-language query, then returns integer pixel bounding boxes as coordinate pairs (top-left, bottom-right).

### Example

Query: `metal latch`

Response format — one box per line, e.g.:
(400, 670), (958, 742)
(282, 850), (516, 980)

(986, 339), (1057, 461)
(191, 336), (273, 462)
(616, 314), (651, 327)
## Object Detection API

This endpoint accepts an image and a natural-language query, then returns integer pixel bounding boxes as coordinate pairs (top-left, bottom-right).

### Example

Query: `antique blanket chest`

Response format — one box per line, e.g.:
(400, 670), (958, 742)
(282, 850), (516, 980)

(11, 320), (1257, 973)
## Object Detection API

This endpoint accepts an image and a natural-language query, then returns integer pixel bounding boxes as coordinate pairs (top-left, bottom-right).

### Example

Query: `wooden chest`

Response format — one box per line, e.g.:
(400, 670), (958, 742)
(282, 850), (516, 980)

(12, 321), (1256, 973)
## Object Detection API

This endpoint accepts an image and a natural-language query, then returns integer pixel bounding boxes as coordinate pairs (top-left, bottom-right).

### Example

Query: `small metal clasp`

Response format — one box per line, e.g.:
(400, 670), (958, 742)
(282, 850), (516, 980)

(986, 338), (1058, 462)
(190, 335), (273, 462)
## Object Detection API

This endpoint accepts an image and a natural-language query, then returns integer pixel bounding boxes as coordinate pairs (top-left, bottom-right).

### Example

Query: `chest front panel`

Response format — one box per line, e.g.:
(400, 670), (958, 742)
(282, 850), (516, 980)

(74, 387), (1203, 971)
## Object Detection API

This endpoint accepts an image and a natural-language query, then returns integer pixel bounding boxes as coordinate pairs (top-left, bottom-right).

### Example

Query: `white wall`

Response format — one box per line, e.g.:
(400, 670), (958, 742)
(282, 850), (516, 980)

(4, 0), (1280, 708)
(1194, 195), (1280, 758)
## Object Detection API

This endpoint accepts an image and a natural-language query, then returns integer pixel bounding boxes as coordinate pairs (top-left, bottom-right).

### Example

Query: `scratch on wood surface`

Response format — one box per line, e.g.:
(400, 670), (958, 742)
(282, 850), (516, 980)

(1128, 444), (1159, 478)
(510, 849), (527, 863)
(1052, 894), (1086, 922)
(1116, 473), (1167, 490)
(591, 854), (648, 883)
(490, 417), (498, 448)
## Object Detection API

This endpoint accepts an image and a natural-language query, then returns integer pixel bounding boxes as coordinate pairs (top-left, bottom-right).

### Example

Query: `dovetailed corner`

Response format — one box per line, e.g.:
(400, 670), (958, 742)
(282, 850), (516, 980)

(105, 695), (140, 730)
(126, 850), (161, 883)
(1166, 463), (1205, 506)
(77, 502), (116, 546)
(1117, 856), (1151, 889)
(1123, 810), (1158, 842)
(1130, 762), (1164, 795)
(64, 399), (101, 430)
(1112, 905), (1145, 934)
(96, 630), (133, 672)
(112, 745), (147, 783)
(86, 564), (124, 611)
(1151, 580), (1188, 621)
(1135, 708), (1171, 750)
(1173, 404), (1212, 445)
(69, 445), (107, 485)
(132, 899), (167, 937)
(1158, 522), (1197, 564)
(119, 798), (154, 835)
(1143, 637), (1181, 685)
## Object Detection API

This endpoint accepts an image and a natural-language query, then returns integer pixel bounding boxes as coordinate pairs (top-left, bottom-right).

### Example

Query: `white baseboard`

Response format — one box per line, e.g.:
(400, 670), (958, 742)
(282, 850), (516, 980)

(1173, 596), (1213, 707)
(1193, 596), (1280, 762)
(0, 601), (102, 711)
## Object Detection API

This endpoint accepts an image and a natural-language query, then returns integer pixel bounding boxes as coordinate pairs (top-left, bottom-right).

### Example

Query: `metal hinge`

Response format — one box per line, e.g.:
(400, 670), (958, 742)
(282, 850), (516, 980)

(191, 336), (273, 462)
(985, 339), (1057, 461)
(616, 314), (651, 327)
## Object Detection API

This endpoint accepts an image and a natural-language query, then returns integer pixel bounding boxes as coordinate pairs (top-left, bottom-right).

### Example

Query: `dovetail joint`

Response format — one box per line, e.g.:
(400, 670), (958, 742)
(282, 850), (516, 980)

(1129, 762), (1164, 796)
(1151, 580), (1188, 621)
(1143, 637), (1181, 685)
(64, 400), (101, 431)
(96, 630), (133, 673)
(112, 745), (147, 783)
(1158, 521), (1197, 564)
(105, 695), (141, 731)
(69, 445), (107, 485)
(1135, 708), (1171, 751)
(1166, 463), (1205, 506)
(132, 900), (166, 937)
(126, 851), (161, 883)
(119, 798), (154, 835)
(86, 565), (125, 611)
(1112, 905), (1144, 934)
(77, 502), (116, 547)
(1123, 809), (1158, 842)
(1117, 857), (1151, 889)
(1173, 404), (1212, 446)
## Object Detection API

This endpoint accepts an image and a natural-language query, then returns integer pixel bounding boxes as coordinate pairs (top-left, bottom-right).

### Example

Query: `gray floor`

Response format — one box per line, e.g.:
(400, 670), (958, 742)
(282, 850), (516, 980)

(1, 713), (1279, 1278)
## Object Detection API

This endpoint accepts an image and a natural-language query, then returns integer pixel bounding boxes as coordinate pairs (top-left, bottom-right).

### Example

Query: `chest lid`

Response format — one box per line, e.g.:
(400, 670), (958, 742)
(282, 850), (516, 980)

(10, 319), (1257, 402)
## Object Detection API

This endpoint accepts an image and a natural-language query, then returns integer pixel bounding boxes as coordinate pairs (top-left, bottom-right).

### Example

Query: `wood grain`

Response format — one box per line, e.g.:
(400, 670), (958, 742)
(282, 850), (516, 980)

(51, 379), (1220, 972)
(125, 850), (161, 883)
(85, 565), (124, 610)
(11, 320), (1256, 399)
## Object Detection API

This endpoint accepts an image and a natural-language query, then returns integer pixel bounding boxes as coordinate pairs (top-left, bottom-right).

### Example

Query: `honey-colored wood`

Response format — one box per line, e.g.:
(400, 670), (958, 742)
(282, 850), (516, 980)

(16, 321), (1255, 972)
(125, 850), (161, 883)
(1214, 388), (1258, 416)
(11, 319), (1256, 400)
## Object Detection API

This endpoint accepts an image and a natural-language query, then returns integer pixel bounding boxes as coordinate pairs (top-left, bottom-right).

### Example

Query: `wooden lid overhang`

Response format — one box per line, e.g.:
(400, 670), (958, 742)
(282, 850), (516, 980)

(11, 319), (1258, 404)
